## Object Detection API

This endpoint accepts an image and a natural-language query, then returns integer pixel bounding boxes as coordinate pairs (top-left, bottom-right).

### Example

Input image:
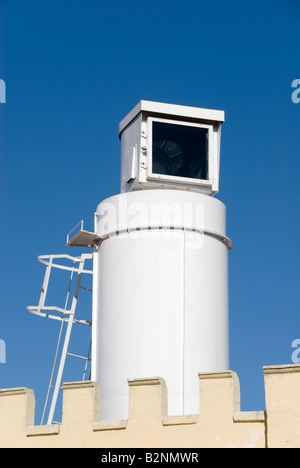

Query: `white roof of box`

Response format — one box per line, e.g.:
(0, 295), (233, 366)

(119, 100), (225, 138)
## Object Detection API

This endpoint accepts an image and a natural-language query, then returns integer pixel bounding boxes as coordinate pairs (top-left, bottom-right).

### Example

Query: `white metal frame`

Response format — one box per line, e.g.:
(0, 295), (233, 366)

(27, 253), (93, 425)
(66, 220), (84, 246)
(147, 117), (215, 189)
(118, 100), (225, 138)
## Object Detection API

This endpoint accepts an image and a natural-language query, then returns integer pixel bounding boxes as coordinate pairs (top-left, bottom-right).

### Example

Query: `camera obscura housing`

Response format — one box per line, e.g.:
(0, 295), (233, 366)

(119, 100), (224, 196)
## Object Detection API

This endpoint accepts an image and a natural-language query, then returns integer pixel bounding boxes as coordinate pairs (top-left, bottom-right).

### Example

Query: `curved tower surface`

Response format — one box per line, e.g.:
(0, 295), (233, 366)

(91, 101), (231, 420)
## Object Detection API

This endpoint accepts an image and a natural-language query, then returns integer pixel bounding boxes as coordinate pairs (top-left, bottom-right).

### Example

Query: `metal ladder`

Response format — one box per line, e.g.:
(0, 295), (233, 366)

(27, 253), (93, 425)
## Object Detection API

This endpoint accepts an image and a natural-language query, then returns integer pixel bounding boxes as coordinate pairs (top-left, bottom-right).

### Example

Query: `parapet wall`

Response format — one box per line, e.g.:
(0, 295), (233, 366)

(1, 365), (300, 448)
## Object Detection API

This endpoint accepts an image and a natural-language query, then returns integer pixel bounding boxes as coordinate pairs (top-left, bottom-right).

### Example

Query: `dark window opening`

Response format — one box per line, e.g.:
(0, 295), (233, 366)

(152, 122), (209, 181)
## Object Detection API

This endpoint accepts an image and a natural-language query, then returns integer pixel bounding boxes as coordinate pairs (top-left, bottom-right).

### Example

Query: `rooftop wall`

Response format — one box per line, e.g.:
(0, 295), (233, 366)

(1, 365), (300, 448)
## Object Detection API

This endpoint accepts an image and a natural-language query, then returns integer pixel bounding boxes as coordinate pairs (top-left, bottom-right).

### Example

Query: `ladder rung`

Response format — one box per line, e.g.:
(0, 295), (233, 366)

(67, 352), (91, 361)
(79, 286), (93, 292)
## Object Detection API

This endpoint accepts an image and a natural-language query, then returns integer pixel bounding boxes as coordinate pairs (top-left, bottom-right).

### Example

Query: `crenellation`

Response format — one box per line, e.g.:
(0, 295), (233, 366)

(0, 366), (299, 448)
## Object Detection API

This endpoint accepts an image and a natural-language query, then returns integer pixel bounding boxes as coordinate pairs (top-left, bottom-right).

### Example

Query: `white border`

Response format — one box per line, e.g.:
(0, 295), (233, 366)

(147, 117), (214, 189)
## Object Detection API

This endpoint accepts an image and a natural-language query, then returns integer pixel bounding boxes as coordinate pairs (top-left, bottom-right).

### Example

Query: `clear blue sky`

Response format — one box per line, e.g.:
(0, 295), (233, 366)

(1, 0), (300, 424)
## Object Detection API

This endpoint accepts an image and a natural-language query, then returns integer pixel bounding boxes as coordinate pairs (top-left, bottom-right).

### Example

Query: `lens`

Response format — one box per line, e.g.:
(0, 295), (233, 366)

(152, 122), (208, 180)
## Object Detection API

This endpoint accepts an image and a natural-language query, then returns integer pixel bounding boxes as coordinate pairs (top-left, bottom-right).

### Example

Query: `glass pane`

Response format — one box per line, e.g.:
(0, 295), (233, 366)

(152, 122), (209, 180)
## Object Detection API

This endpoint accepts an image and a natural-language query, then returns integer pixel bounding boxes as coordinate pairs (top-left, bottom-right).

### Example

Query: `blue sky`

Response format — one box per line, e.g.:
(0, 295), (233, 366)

(0, 0), (300, 424)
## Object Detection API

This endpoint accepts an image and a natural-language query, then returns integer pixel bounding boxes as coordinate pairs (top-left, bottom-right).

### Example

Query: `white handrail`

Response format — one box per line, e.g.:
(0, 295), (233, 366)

(37, 254), (93, 274)
(26, 306), (91, 326)
(28, 252), (93, 425)
(66, 220), (84, 245)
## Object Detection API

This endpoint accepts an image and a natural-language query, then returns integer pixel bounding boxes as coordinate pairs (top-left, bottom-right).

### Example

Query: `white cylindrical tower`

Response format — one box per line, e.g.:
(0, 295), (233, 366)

(91, 189), (231, 420)
(90, 100), (231, 421)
